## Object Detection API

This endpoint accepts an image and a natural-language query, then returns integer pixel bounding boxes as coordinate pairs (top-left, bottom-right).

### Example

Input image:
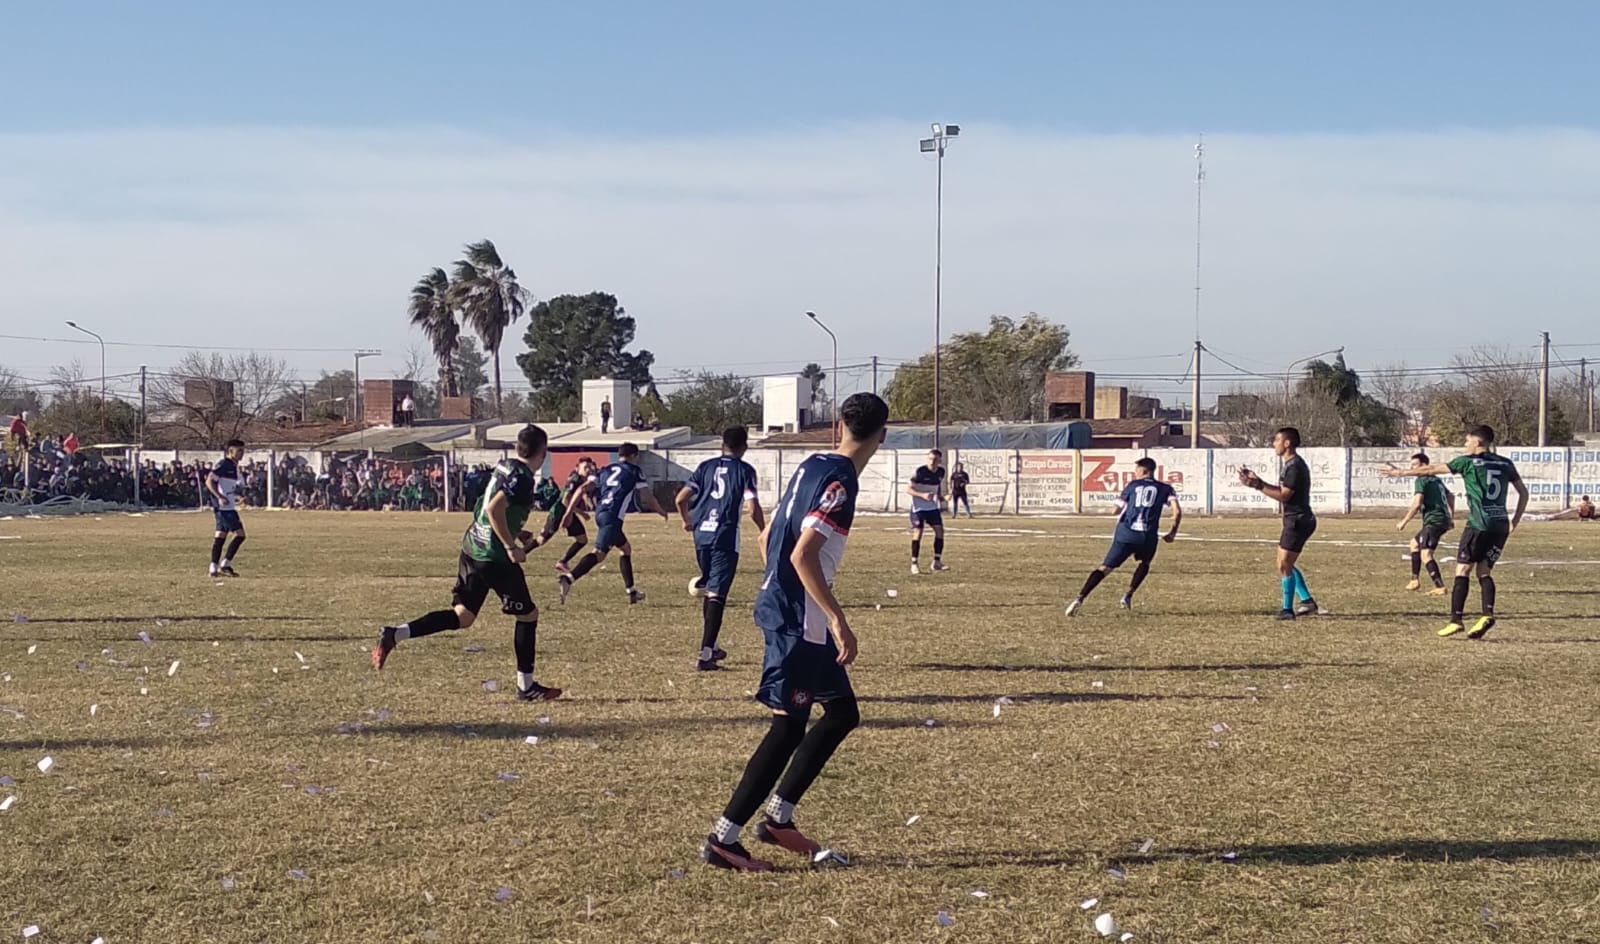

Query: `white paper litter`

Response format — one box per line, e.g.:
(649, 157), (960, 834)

(1138, 838), (1155, 854)
(167, 660), (181, 677)
(536, 715), (551, 725)
(823, 916), (840, 928)
(812, 848), (848, 868)
(0, 796), (15, 812)
(294, 651), (306, 663)
(482, 680), (499, 693)
(21, 927), (40, 940)
(1080, 898), (1099, 910)
(35, 756), (53, 775)
(886, 589), (898, 599)
(288, 869), (308, 880)
(906, 815), (921, 826)
(1121, 934), (1135, 942)
(667, 868), (686, 879)
(1091, 680), (1105, 689)
(140, 687), (149, 695)
(1210, 722), (1230, 734)
(923, 719), (937, 728)
(524, 736), (540, 746)
(1094, 912), (1118, 936)
(92, 938), (105, 944)
(1106, 866), (1126, 881)
(935, 910), (954, 928)
(1220, 850), (1239, 861)
(992, 703), (1002, 717)
(26, 645), (36, 655)
(970, 890), (989, 898)
(493, 885), (514, 903)
(89, 704), (99, 717)
(221, 876), (236, 890)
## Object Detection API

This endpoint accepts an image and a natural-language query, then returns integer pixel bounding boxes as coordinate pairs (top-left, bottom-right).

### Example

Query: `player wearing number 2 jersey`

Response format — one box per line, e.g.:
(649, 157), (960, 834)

(558, 442), (669, 605)
(675, 427), (767, 671)
(1383, 424), (1528, 639)
(1065, 458), (1183, 615)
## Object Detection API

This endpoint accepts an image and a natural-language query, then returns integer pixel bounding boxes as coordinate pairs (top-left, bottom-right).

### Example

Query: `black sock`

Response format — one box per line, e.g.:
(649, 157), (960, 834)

(619, 555), (636, 590)
(513, 619), (537, 674)
(910, 539), (921, 563)
(933, 536), (944, 561)
(225, 534), (245, 562)
(720, 712), (809, 827)
(210, 536), (225, 565)
(562, 540), (585, 564)
(1127, 561), (1151, 596)
(1479, 575), (1496, 614)
(1450, 576), (1470, 623)
(568, 552), (600, 582)
(774, 696), (860, 806)
(1410, 552), (1422, 578)
(403, 609), (461, 639)
(1078, 569), (1108, 599)
(1425, 559), (1443, 587)
(701, 596), (726, 653)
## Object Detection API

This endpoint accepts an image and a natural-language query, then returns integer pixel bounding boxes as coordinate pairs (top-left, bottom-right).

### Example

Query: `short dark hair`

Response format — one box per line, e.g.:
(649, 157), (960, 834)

(839, 393), (889, 442)
(1468, 424), (1496, 445)
(1275, 427), (1301, 449)
(1135, 457), (1156, 474)
(224, 439), (245, 451)
(929, 448), (943, 458)
(516, 424), (548, 459)
(618, 442), (640, 459)
(1412, 452), (1429, 465)
(722, 427), (749, 451)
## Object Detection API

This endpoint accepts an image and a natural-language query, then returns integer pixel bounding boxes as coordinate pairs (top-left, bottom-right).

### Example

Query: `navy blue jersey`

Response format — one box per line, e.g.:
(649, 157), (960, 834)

(754, 454), (857, 641)
(210, 457), (241, 510)
(594, 461), (647, 523)
(686, 455), (759, 551)
(1112, 479), (1175, 544)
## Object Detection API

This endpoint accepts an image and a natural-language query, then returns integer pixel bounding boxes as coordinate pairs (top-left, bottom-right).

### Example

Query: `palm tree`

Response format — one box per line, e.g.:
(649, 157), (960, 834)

(408, 268), (460, 397)
(449, 239), (529, 419)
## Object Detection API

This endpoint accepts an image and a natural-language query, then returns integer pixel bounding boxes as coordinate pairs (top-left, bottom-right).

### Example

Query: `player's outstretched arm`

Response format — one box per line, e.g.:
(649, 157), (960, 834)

(1164, 497), (1183, 542)
(1382, 463), (1451, 478)
(791, 528), (854, 665)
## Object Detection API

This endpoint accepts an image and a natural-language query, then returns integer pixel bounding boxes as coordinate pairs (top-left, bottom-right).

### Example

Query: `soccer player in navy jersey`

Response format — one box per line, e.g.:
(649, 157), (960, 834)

(206, 439), (248, 577)
(676, 427), (767, 670)
(1066, 458), (1182, 615)
(906, 449), (947, 574)
(557, 442), (668, 604)
(699, 393), (889, 873)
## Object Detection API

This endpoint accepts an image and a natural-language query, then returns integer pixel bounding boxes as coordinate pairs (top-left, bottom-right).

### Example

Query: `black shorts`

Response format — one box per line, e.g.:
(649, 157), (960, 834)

(1279, 513), (1317, 553)
(1457, 525), (1509, 567)
(542, 514), (586, 542)
(1102, 538), (1158, 570)
(452, 553), (536, 618)
(1415, 523), (1452, 551)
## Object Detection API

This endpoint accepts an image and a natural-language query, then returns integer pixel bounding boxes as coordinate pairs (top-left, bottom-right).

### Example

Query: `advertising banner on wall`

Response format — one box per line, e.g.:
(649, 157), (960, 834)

(1298, 447), (1350, 515)
(952, 448), (1016, 515)
(1348, 449), (1423, 509)
(1568, 449), (1600, 503)
(1210, 449), (1281, 513)
(1141, 449), (1210, 514)
(1017, 451), (1076, 513)
(1077, 450), (1161, 515)
(1502, 448), (1566, 512)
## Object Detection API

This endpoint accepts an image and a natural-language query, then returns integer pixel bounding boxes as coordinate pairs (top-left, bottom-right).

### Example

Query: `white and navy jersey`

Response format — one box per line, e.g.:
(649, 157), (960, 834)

(909, 465), (945, 512)
(1113, 479), (1175, 544)
(685, 455), (758, 552)
(594, 461), (648, 523)
(210, 457), (240, 511)
(754, 453), (857, 642)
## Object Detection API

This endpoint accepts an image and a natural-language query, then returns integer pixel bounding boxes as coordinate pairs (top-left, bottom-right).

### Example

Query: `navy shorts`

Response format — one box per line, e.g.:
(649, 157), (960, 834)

(757, 627), (853, 715)
(695, 545), (739, 599)
(910, 509), (944, 530)
(1102, 538), (1158, 570)
(594, 516), (627, 553)
(213, 509), (243, 533)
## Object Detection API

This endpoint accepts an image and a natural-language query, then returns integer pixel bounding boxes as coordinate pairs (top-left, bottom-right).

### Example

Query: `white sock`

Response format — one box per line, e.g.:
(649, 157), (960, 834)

(698, 646), (714, 661)
(765, 795), (795, 825)
(713, 816), (741, 844)
(517, 671), (534, 690)
(393, 625), (412, 641)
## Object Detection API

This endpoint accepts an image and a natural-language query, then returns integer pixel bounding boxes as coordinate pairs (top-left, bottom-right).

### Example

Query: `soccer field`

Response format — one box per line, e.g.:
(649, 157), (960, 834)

(3, 512), (1599, 943)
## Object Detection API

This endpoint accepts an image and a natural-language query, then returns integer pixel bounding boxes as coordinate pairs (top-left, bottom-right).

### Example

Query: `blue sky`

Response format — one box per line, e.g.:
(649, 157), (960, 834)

(3, 2), (1599, 405)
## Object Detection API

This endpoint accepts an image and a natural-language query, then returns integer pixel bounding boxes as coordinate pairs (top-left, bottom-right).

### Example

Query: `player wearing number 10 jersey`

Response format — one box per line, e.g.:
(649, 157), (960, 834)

(1384, 424), (1528, 639)
(1065, 458), (1183, 615)
(675, 427), (767, 671)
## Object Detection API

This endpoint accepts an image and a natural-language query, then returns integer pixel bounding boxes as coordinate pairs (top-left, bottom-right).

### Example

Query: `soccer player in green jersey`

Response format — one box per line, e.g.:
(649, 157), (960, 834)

(371, 425), (562, 701)
(1383, 425), (1528, 639)
(531, 457), (598, 572)
(1395, 452), (1455, 594)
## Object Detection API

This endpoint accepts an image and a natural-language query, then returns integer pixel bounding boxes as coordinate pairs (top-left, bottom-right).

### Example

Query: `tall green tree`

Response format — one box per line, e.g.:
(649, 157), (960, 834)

(1294, 354), (1400, 446)
(1426, 346), (1572, 446)
(884, 314), (1078, 422)
(799, 362), (826, 409)
(516, 292), (655, 420)
(449, 239), (529, 419)
(408, 267), (460, 397)
(659, 372), (762, 433)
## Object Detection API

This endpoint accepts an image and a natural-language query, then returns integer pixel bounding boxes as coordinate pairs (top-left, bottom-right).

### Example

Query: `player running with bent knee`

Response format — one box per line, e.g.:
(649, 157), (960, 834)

(1066, 458), (1182, 616)
(558, 442), (668, 605)
(1395, 451), (1455, 595)
(676, 428), (766, 671)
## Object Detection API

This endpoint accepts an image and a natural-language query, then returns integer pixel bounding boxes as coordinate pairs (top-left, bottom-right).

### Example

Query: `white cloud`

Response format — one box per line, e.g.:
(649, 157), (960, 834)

(1, 123), (1596, 403)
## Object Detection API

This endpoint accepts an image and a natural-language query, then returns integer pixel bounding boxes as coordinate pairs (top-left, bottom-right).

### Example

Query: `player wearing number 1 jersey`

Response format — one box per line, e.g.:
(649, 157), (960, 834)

(1066, 458), (1182, 615)
(1384, 425), (1527, 639)
(675, 428), (767, 671)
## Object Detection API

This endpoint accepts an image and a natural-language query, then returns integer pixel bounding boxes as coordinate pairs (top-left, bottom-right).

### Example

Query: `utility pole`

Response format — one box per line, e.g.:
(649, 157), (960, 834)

(135, 365), (147, 508)
(1537, 331), (1550, 446)
(1581, 357), (1593, 433)
(871, 355), (879, 395)
(1190, 135), (1205, 449)
(920, 122), (961, 452)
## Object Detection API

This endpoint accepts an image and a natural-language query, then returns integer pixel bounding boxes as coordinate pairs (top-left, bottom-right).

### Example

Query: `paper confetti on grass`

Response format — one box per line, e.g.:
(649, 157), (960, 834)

(167, 660), (181, 677)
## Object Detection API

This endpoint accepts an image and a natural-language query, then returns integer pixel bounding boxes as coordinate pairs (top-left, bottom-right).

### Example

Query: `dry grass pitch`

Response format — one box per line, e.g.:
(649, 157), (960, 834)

(3, 511), (1600, 943)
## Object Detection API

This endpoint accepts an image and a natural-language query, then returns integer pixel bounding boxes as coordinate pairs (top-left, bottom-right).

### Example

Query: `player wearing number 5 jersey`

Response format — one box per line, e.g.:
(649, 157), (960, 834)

(1066, 458), (1182, 615)
(1383, 424), (1528, 639)
(675, 427), (767, 671)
